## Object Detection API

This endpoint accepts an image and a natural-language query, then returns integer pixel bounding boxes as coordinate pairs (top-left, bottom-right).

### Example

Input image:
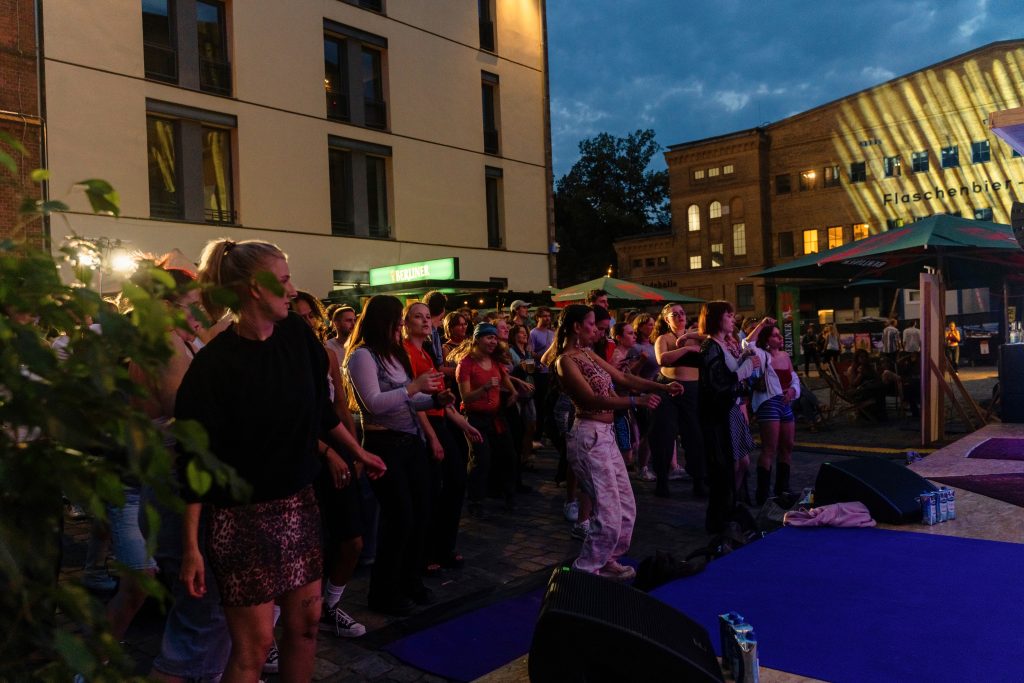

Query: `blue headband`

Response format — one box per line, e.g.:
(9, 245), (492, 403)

(474, 322), (498, 339)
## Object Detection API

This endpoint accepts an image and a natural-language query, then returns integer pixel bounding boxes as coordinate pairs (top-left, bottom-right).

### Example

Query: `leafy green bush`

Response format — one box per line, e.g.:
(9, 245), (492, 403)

(0, 132), (245, 681)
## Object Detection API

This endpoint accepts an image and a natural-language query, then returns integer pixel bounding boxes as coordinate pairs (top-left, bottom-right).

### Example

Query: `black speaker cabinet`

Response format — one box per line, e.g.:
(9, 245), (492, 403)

(529, 567), (724, 683)
(999, 344), (1024, 423)
(814, 458), (937, 524)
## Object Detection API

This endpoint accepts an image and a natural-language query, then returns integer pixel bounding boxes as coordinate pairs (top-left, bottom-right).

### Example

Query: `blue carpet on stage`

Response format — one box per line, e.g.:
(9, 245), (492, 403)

(651, 526), (1024, 683)
(382, 587), (545, 682)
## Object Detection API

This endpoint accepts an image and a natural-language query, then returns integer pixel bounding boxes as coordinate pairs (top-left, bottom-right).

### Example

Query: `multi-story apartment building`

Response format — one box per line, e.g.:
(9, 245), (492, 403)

(617, 40), (1024, 319)
(15, 0), (552, 296)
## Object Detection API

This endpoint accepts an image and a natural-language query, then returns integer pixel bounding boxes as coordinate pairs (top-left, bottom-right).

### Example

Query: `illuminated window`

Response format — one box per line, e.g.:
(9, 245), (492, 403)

(776, 174), (791, 194)
(941, 145), (959, 169)
(689, 255), (702, 270)
(803, 229), (819, 254)
(779, 232), (794, 257)
(827, 226), (843, 249)
(823, 165), (841, 188)
(974, 207), (993, 221)
(853, 223), (869, 241)
(886, 218), (905, 230)
(709, 200), (722, 219)
(733, 223), (746, 256)
(737, 284), (754, 310)
(711, 243), (724, 267)
(657, 256), (668, 266)
(687, 204), (700, 231)
(799, 170), (816, 191)
(723, 164), (734, 174)
(884, 156), (901, 177)
(911, 151), (929, 173)
(694, 169), (705, 180)
(850, 161), (866, 183)
(708, 167), (720, 177)
(971, 141), (990, 164)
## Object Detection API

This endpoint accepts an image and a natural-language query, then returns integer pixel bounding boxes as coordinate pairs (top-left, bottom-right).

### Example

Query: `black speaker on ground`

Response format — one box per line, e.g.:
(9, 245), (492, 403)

(999, 343), (1024, 423)
(814, 458), (936, 524)
(529, 567), (724, 683)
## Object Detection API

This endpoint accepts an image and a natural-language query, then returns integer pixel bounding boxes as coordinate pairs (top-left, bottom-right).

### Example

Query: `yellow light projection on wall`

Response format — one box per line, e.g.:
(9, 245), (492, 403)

(831, 45), (1024, 231)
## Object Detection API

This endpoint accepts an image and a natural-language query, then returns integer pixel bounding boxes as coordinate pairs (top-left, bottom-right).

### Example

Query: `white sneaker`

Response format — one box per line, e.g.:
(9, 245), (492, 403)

(563, 500), (579, 523)
(319, 602), (367, 638)
(639, 466), (656, 482)
(262, 642), (279, 675)
(668, 466), (689, 481)
(597, 560), (636, 581)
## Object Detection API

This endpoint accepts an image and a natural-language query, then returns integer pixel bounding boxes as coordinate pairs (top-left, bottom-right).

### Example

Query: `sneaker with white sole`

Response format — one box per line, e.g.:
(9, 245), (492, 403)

(596, 560), (636, 581)
(570, 519), (590, 540)
(319, 602), (366, 638)
(262, 642), (279, 675)
(668, 466), (689, 481)
(563, 500), (579, 523)
(638, 466), (656, 482)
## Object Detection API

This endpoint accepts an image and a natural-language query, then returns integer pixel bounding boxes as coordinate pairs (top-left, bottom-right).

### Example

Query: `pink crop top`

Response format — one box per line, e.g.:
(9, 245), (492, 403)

(567, 350), (615, 419)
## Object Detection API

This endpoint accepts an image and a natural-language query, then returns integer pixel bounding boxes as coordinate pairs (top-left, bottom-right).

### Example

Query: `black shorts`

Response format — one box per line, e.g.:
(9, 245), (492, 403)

(314, 461), (364, 544)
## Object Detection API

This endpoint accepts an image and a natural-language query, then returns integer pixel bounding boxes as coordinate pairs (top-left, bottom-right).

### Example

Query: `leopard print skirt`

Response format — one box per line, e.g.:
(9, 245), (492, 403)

(208, 485), (322, 607)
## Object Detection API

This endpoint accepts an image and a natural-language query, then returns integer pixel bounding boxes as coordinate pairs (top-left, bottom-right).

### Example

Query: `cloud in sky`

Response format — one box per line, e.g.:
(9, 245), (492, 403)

(546, 0), (1024, 176)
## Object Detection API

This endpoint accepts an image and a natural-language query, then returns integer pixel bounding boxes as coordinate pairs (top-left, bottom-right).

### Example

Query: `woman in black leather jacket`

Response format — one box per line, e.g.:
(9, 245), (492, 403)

(697, 301), (760, 534)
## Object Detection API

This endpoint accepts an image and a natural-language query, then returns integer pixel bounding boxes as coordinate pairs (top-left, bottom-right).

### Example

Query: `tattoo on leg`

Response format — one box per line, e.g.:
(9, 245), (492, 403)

(301, 595), (319, 608)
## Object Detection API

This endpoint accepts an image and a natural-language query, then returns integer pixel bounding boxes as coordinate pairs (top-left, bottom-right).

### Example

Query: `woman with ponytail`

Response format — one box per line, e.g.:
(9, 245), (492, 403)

(176, 239), (386, 681)
(549, 305), (682, 580)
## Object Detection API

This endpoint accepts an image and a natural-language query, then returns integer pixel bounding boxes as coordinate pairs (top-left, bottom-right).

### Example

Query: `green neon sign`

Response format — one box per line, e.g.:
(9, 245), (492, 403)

(369, 257), (459, 286)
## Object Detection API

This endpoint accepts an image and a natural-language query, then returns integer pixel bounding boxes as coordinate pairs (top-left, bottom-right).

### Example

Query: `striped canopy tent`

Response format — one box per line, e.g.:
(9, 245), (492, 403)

(551, 277), (704, 307)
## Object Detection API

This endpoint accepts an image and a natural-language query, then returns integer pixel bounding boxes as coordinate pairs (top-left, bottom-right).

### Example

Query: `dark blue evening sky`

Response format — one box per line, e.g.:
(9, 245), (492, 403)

(547, 0), (1024, 177)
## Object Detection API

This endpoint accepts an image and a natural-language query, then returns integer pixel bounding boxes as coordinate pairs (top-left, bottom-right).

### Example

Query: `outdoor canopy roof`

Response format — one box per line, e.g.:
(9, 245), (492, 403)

(551, 276), (704, 305)
(750, 214), (1024, 287)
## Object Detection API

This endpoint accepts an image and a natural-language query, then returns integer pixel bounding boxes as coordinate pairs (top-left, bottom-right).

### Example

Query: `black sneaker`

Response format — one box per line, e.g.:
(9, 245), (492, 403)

(319, 602), (366, 638)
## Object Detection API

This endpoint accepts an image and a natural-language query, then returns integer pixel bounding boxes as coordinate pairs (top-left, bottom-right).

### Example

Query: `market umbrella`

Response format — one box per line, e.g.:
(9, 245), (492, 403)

(551, 277), (704, 305)
(751, 215), (1024, 286)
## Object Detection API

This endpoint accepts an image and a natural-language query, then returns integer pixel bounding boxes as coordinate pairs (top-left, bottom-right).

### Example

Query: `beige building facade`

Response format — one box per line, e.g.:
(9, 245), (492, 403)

(38, 0), (552, 296)
(617, 40), (1024, 316)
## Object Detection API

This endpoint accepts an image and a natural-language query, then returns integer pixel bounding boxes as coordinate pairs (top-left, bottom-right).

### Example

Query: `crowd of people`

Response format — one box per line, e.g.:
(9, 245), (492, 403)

(56, 238), (841, 681)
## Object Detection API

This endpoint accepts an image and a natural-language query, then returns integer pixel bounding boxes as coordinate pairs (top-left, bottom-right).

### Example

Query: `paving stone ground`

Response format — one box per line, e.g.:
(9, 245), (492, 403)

(59, 367), (999, 681)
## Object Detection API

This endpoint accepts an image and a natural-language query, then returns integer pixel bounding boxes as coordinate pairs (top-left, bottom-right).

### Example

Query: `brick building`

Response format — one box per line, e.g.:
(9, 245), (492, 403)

(0, 0), (44, 247)
(616, 40), (1024, 320)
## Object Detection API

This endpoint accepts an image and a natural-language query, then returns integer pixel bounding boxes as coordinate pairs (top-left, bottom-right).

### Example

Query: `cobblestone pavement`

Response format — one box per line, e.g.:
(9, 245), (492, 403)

(59, 367), (998, 681)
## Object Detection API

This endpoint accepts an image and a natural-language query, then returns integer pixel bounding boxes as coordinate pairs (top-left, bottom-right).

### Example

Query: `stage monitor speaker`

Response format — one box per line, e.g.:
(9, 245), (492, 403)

(1010, 201), (1024, 249)
(529, 567), (724, 683)
(814, 458), (936, 524)
(999, 344), (1024, 422)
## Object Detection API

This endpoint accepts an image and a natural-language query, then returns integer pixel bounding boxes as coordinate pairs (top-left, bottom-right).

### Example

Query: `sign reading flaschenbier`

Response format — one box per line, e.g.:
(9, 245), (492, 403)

(369, 257), (460, 286)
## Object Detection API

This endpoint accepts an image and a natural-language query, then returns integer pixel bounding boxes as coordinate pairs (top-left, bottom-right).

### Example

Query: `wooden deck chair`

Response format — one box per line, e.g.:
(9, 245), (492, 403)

(820, 361), (877, 422)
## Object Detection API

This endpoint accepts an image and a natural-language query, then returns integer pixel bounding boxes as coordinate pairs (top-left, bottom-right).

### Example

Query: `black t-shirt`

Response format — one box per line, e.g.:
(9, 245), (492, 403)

(175, 312), (340, 506)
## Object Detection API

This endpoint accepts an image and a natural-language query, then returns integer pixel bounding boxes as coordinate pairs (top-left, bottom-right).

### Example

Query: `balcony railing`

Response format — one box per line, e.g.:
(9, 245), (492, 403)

(205, 207), (236, 224)
(150, 200), (182, 220)
(143, 43), (178, 83)
(364, 98), (387, 129)
(483, 128), (500, 155)
(199, 57), (232, 96)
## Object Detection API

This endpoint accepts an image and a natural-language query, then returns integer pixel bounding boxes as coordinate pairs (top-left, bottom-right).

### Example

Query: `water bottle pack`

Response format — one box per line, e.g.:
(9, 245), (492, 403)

(919, 487), (956, 525)
(719, 611), (759, 682)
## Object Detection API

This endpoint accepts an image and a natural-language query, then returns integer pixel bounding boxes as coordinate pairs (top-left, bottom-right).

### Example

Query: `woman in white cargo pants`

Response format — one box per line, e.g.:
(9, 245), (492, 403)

(544, 305), (681, 580)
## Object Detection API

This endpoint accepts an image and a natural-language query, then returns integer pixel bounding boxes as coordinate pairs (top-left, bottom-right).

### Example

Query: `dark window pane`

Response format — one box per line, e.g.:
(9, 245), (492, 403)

(941, 145), (959, 168)
(147, 116), (181, 218)
(823, 165), (841, 187)
(366, 155), (389, 237)
(197, 1), (231, 95)
(482, 82), (499, 154)
(202, 126), (234, 223)
(850, 161), (866, 182)
(884, 156), (901, 177)
(478, 0), (495, 51)
(142, 0), (177, 82)
(776, 173), (791, 194)
(779, 232), (794, 257)
(324, 38), (350, 120)
(362, 48), (386, 128)
(912, 151), (929, 173)
(329, 149), (354, 235)
(737, 284), (754, 310)
(974, 207), (993, 221)
(971, 140), (990, 164)
(486, 175), (502, 248)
